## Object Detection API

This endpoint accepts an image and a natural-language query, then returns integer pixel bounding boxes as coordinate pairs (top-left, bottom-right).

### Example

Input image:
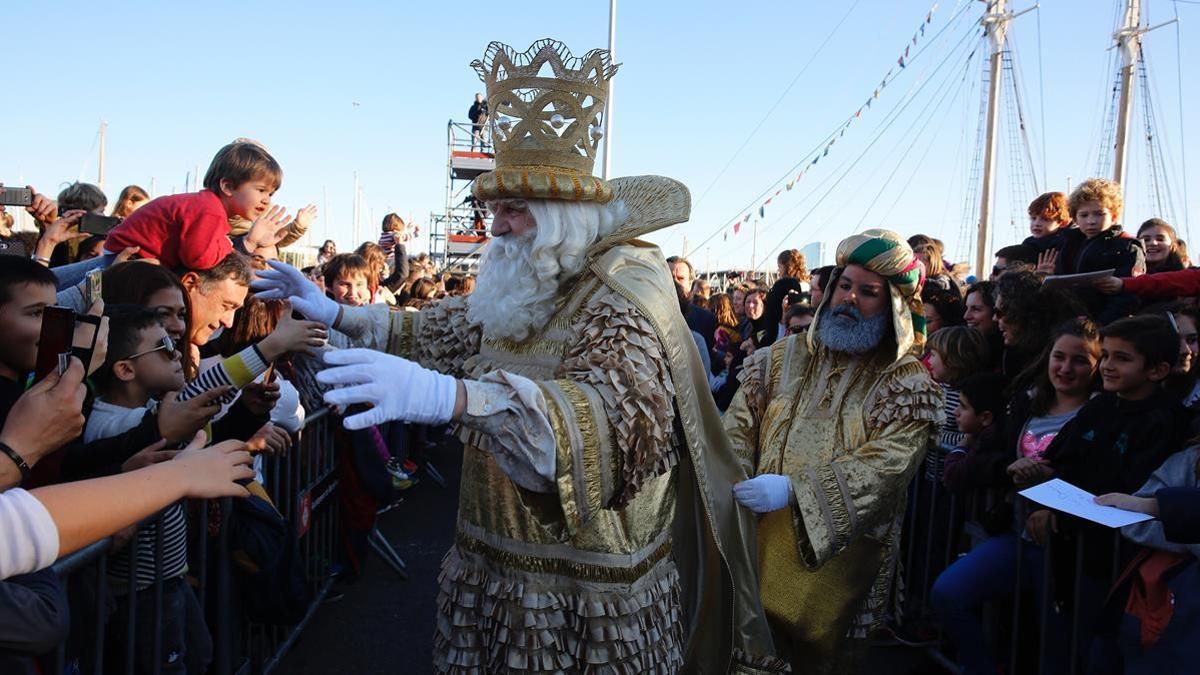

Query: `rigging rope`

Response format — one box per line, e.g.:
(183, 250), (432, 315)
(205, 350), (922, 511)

(678, 0), (978, 257)
(688, 0), (863, 210)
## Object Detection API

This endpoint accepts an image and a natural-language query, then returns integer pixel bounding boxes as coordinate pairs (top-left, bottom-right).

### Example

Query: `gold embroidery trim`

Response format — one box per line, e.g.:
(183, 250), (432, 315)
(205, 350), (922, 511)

(388, 311), (416, 359)
(557, 379), (604, 516)
(816, 463), (852, 553)
(542, 388), (584, 530)
(455, 530), (673, 584)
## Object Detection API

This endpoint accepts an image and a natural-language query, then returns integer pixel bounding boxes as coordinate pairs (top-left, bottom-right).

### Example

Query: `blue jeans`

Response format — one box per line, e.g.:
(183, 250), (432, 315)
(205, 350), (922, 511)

(50, 252), (113, 290)
(932, 533), (1056, 675)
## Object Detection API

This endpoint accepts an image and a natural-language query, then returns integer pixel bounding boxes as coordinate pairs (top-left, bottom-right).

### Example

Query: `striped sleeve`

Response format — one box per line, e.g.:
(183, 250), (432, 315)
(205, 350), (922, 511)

(177, 345), (269, 405)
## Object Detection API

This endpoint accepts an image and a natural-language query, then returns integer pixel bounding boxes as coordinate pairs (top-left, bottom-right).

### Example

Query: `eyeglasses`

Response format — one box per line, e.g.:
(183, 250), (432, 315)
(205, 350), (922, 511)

(126, 335), (179, 361)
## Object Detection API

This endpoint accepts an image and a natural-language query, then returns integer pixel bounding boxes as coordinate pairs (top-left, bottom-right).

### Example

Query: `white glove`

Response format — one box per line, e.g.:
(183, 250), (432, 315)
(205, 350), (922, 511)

(251, 260), (340, 328)
(733, 474), (793, 513)
(317, 349), (457, 430)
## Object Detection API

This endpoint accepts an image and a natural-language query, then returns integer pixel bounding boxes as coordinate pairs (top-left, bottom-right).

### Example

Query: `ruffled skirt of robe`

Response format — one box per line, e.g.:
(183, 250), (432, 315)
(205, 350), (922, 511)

(432, 545), (684, 674)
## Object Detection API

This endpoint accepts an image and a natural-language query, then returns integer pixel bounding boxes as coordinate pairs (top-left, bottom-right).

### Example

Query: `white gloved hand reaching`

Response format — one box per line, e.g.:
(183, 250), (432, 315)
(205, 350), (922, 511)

(733, 474), (793, 513)
(252, 260), (341, 328)
(317, 349), (458, 430)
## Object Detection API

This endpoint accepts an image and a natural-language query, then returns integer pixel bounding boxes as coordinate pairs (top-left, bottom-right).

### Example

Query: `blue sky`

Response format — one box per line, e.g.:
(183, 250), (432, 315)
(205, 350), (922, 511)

(5, 0), (1198, 273)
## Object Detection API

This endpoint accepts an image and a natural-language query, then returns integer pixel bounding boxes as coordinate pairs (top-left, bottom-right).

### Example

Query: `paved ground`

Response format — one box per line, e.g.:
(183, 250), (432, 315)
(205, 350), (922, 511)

(276, 438), (942, 674)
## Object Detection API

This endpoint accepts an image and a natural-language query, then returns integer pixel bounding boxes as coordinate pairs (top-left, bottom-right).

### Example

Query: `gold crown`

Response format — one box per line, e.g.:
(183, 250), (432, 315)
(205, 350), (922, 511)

(471, 39), (619, 203)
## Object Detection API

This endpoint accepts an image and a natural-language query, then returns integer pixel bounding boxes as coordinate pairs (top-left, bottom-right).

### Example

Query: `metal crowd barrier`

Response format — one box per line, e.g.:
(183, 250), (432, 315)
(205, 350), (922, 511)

(894, 469), (1126, 675)
(45, 407), (341, 675)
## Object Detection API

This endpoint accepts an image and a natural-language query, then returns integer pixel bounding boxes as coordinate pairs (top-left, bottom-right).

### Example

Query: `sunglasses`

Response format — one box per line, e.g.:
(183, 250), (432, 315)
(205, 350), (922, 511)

(126, 335), (179, 361)
(992, 265), (1007, 276)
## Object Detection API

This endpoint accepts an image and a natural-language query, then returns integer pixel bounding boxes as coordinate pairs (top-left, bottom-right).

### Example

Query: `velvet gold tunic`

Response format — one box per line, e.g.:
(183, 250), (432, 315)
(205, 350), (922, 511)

(723, 335), (941, 673)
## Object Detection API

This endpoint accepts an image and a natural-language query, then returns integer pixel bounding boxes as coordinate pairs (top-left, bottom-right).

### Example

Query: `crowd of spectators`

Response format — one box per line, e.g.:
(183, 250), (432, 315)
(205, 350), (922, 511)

(4, 138), (1200, 674)
(0, 138), (471, 673)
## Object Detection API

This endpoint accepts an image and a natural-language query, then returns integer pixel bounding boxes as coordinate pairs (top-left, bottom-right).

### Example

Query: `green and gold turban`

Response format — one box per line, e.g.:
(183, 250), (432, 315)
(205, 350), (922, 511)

(812, 229), (927, 359)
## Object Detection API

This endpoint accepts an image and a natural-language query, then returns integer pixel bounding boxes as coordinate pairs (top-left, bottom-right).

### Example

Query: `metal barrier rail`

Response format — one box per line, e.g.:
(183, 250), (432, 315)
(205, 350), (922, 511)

(896, 472), (1126, 674)
(42, 408), (341, 675)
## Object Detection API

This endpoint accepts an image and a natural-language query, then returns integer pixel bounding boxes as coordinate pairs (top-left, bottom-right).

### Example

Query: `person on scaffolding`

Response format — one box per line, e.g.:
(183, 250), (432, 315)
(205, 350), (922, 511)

(468, 92), (488, 152)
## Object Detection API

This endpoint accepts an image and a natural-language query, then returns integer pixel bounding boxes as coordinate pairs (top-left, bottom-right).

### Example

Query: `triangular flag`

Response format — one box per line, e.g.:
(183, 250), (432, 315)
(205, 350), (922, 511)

(866, 98), (873, 109)
(898, 56), (906, 69)
(759, 205), (765, 218)
(786, 181), (794, 190)
(724, 231), (729, 241)
(912, 34), (918, 46)
(774, 189), (781, 196)
(733, 221), (741, 234)
(855, 108), (862, 118)
(874, 88), (880, 99)
(921, 23), (927, 36)
(926, 10), (933, 23)
(811, 156), (819, 166)
(765, 197), (773, 204)
(823, 146), (830, 157)
(905, 45), (910, 57)
(840, 128), (846, 138)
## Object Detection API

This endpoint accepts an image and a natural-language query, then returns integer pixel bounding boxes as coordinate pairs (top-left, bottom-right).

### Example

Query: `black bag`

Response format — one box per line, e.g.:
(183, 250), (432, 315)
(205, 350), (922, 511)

(226, 492), (311, 625)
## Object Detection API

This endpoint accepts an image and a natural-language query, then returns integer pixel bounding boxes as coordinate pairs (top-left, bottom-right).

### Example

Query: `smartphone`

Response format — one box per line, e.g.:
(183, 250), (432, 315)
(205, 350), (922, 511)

(84, 269), (103, 307)
(0, 186), (33, 207)
(33, 307), (76, 383)
(79, 213), (121, 235)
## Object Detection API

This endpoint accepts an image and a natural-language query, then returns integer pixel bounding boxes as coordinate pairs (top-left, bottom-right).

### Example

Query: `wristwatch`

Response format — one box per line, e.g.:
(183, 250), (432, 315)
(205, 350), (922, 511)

(0, 442), (31, 481)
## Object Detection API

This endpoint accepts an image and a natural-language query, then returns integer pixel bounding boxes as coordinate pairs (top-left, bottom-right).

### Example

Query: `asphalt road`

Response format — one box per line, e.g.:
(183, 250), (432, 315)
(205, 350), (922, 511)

(274, 437), (940, 674)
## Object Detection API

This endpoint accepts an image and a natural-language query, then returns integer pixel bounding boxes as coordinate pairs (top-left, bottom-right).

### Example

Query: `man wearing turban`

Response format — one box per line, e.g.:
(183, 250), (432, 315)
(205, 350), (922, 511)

(726, 229), (943, 673)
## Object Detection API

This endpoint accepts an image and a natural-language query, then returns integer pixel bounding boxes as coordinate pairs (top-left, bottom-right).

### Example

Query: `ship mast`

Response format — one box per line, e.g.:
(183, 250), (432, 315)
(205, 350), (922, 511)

(1112, 0), (1141, 187)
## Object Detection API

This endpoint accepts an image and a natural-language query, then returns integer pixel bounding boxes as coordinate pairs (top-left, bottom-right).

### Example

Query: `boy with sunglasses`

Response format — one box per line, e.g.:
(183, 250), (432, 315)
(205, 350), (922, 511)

(87, 304), (213, 674)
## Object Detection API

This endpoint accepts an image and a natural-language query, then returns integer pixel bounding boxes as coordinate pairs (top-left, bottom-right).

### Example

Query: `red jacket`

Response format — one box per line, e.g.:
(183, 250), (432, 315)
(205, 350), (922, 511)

(1121, 268), (1200, 298)
(104, 190), (233, 271)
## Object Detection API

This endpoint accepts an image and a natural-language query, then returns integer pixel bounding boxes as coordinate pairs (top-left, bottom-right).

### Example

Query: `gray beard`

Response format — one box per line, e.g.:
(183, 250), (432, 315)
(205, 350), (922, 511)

(817, 304), (889, 355)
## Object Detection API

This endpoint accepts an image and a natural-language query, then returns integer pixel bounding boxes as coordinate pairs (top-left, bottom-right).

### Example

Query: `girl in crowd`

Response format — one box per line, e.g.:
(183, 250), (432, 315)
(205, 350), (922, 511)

(710, 293), (742, 359)
(1138, 218), (1186, 274)
(932, 318), (1101, 675)
(963, 280), (1004, 371)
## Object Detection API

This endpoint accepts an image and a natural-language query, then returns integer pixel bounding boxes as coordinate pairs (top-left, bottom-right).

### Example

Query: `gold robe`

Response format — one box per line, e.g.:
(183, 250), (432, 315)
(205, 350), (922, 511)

(337, 242), (783, 673)
(723, 335), (942, 673)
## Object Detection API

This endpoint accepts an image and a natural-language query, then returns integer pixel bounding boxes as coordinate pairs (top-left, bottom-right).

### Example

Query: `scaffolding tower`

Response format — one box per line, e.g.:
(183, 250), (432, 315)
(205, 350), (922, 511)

(428, 120), (494, 272)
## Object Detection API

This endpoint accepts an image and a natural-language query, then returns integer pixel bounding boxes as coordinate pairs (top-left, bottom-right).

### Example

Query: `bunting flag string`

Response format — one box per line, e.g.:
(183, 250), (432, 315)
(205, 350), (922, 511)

(724, 0), (940, 236)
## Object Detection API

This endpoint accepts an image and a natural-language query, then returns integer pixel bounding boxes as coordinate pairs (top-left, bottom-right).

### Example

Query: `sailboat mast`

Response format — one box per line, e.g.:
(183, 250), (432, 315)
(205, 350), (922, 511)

(1112, 0), (1141, 187)
(97, 120), (107, 192)
(976, 0), (1009, 278)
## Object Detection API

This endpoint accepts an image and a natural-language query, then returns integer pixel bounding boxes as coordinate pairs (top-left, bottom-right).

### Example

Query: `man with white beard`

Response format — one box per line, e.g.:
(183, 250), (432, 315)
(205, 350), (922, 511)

(724, 229), (943, 674)
(254, 39), (783, 674)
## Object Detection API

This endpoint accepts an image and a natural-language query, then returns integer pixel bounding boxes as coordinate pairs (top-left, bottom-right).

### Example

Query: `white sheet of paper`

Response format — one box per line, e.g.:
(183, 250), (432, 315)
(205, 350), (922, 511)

(1019, 478), (1155, 528)
(1041, 268), (1116, 288)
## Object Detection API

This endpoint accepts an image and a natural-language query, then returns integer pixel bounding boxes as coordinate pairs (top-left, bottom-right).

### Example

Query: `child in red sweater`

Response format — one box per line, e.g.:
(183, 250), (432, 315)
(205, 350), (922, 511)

(104, 140), (292, 271)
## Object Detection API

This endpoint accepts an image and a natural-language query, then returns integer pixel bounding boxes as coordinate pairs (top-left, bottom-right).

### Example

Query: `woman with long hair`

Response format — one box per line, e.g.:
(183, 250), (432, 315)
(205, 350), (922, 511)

(710, 293), (741, 357)
(110, 185), (150, 218)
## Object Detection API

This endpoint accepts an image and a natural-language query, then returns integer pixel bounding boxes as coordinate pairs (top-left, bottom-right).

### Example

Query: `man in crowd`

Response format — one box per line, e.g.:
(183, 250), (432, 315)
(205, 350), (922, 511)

(255, 38), (783, 673)
(668, 255), (718, 356)
(725, 229), (943, 673)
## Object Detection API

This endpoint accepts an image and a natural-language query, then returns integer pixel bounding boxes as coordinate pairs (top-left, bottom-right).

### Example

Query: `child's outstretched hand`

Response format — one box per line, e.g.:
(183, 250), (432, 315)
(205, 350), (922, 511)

(294, 204), (318, 231)
(1094, 492), (1159, 516)
(244, 205), (293, 256)
(258, 305), (328, 360)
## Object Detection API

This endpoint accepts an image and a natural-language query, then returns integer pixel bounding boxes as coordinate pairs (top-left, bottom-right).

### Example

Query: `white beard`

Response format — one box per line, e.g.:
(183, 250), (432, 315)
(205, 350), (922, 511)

(467, 229), (561, 342)
(466, 199), (628, 342)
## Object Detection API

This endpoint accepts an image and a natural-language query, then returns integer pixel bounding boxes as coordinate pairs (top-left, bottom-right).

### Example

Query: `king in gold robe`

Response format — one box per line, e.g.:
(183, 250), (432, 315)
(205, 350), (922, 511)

(725, 230), (943, 673)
